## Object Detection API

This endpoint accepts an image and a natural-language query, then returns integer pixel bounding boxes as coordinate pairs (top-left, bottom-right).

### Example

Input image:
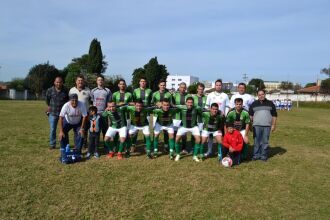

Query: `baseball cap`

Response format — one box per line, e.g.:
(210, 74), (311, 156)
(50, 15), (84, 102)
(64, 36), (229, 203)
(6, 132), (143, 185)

(69, 93), (78, 100)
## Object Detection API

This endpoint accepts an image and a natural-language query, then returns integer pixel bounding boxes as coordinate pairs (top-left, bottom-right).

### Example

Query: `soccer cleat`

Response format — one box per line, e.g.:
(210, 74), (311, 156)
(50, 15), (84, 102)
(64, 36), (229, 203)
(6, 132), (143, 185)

(117, 153), (123, 160)
(107, 152), (115, 158)
(192, 156), (200, 162)
(170, 154), (174, 160)
(153, 151), (158, 158)
(147, 154), (153, 159)
(94, 152), (100, 159)
(175, 154), (181, 162)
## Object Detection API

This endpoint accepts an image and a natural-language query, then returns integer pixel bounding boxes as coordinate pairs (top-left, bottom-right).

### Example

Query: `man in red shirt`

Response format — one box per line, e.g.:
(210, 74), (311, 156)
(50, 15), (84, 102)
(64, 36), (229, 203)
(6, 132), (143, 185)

(222, 122), (243, 165)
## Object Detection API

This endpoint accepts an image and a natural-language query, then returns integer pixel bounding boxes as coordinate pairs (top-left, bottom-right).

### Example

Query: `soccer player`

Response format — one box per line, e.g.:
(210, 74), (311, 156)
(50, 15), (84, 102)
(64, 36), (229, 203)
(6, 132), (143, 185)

(133, 77), (153, 107)
(151, 79), (173, 107)
(151, 79), (173, 151)
(229, 83), (255, 111)
(127, 100), (154, 159)
(226, 98), (250, 160)
(90, 75), (112, 138)
(200, 103), (225, 161)
(153, 99), (178, 159)
(172, 82), (191, 153)
(174, 97), (202, 162)
(193, 82), (207, 108)
(102, 101), (128, 160)
(112, 79), (133, 105)
(205, 79), (229, 157)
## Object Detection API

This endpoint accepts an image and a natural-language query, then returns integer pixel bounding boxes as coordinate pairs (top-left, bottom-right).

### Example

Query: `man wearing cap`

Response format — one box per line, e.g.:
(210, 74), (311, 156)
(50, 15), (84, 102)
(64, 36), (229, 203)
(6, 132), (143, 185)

(45, 76), (68, 149)
(58, 93), (88, 153)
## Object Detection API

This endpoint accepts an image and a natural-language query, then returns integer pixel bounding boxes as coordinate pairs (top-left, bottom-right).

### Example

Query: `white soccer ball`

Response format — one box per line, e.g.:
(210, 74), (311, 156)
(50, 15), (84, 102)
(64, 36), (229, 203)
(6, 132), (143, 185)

(221, 157), (233, 167)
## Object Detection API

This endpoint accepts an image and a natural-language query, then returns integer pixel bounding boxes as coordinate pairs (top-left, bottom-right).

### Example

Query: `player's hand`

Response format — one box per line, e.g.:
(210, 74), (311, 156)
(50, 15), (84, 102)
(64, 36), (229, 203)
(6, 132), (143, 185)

(229, 147), (234, 153)
(59, 131), (65, 140)
(243, 135), (249, 144)
(271, 125), (276, 132)
(79, 129), (85, 137)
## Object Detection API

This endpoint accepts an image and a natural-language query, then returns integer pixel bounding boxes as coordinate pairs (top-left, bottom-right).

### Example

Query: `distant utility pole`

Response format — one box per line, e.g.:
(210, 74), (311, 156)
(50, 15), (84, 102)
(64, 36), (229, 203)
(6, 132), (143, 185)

(243, 73), (248, 84)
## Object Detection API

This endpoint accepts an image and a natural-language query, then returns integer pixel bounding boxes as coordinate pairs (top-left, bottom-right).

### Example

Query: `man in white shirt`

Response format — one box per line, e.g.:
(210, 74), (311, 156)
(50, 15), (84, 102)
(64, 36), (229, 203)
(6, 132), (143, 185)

(69, 74), (91, 147)
(59, 93), (88, 153)
(229, 83), (255, 111)
(205, 79), (229, 157)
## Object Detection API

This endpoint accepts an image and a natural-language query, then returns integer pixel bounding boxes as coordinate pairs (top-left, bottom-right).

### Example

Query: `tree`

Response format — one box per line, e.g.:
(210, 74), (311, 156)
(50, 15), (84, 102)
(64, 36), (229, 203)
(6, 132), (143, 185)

(293, 83), (302, 93)
(8, 78), (26, 91)
(132, 68), (146, 89)
(248, 78), (265, 90)
(280, 81), (293, 90)
(131, 57), (169, 91)
(245, 85), (257, 95)
(305, 82), (316, 88)
(105, 75), (122, 93)
(187, 83), (198, 94)
(321, 66), (330, 77)
(321, 78), (330, 94)
(88, 38), (107, 74)
(25, 62), (60, 98)
(64, 54), (90, 88)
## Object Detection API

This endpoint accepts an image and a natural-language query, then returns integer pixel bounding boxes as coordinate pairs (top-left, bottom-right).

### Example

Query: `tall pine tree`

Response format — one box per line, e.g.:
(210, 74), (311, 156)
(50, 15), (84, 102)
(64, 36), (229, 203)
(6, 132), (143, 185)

(88, 38), (107, 74)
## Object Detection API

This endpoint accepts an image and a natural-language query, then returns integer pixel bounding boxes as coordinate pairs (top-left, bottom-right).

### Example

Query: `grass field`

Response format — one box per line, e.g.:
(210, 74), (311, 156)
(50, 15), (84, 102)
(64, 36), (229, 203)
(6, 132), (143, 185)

(0, 100), (329, 219)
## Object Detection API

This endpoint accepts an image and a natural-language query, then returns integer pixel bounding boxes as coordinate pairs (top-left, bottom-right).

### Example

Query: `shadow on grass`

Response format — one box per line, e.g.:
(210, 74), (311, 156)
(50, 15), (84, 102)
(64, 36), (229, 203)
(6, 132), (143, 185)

(242, 145), (287, 163)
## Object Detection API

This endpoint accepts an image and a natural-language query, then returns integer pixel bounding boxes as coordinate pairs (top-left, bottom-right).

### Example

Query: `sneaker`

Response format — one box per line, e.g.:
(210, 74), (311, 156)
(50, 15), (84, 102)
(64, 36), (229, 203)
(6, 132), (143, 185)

(86, 152), (91, 160)
(107, 152), (115, 158)
(147, 154), (153, 159)
(94, 152), (100, 159)
(192, 156), (200, 162)
(175, 154), (181, 162)
(117, 153), (123, 160)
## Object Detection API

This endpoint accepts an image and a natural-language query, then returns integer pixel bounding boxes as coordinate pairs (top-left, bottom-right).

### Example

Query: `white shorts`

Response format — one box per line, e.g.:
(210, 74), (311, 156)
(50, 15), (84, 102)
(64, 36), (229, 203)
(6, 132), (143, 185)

(154, 123), (174, 135)
(129, 125), (150, 136)
(177, 126), (200, 136)
(201, 130), (222, 138)
(105, 126), (127, 138)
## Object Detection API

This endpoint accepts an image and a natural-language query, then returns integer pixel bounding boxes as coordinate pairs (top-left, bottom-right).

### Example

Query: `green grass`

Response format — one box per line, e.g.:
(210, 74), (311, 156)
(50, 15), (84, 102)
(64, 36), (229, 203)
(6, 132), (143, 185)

(0, 101), (330, 219)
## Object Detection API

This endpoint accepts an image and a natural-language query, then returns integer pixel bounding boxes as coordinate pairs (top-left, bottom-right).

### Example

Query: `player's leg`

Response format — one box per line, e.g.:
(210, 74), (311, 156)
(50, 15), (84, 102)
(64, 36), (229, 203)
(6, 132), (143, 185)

(174, 127), (185, 161)
(240, 130), (249, 161)
(192, 127), (201, 162)
(153, 123), (161, 154)
(214, 131), (223, 161)
(117, 127), (127, 160)
(104, 127), (117, 158)
(141, 126), (152, 159)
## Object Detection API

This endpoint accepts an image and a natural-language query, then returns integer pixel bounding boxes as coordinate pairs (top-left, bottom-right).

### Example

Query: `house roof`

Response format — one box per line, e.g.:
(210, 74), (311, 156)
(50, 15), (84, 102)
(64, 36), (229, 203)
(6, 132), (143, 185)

(297, 85), (320, 93)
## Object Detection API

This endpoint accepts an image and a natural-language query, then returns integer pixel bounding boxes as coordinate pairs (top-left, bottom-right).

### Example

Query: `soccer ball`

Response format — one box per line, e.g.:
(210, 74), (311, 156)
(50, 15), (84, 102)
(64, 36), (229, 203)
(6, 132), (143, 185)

(221, 157), (233, 167)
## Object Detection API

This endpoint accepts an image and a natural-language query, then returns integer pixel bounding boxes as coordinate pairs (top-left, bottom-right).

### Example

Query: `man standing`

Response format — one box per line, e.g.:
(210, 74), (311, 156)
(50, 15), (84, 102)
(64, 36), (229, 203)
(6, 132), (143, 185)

(193, 83), (207, 108)
(229, 83), (255, 111)
(205, 79), (229, 157)
(172, 82), (191, 153)
(112, 79), (133, 105)
(226, 98), (250, 160)
(58, 94), (88, 153)
(45, 76), (68, 149)
(69, 74), (91, 148)
(90, 75), (112, 138)
(133, 77), (153, 107)
(249, 89), (277, 161)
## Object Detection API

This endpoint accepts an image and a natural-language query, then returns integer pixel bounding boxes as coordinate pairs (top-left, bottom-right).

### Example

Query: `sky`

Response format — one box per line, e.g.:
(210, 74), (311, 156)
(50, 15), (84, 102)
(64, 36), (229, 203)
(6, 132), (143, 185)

(1, 0), (330, 85)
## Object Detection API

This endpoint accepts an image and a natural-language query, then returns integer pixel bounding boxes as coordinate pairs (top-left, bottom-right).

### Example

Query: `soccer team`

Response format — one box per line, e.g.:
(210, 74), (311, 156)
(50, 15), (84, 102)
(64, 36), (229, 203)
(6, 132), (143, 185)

(46, 74), (278, 166)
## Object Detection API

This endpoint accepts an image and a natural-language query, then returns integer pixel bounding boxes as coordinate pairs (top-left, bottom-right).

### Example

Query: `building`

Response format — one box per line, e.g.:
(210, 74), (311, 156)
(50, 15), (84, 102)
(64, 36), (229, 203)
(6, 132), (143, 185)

(166, 75), (199, 91)
(264, 81), (281, 92)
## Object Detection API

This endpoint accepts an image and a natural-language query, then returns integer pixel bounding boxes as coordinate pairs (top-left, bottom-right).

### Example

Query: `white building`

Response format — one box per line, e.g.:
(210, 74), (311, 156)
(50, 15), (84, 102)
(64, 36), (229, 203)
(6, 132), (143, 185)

(166, 75), (199, 91)
(264, 81), (281, 92)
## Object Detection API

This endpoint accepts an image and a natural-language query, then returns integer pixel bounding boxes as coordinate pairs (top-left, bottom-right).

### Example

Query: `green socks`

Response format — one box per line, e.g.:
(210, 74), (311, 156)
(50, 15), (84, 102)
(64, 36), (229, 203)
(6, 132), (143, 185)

(145, 136), (151, 154)
(153, 137), (159, 152)
(193, 143), (200, 156)
(217, 144), (223, 160)
(105, 140), (114, 152)
(118, 142), (124, 153)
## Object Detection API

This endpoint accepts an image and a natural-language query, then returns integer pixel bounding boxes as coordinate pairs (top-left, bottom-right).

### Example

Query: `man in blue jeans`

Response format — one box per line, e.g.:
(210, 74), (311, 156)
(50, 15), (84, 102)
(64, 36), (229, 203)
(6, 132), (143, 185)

(249, 89), (277, 161)
(58, 94), (88, 153)
(45, 76), (68, 149)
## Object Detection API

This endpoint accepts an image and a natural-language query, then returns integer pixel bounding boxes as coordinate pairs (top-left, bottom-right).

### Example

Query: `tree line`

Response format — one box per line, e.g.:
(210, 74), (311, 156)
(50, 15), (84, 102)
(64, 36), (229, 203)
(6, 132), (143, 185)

(5, 38), (330, 96)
